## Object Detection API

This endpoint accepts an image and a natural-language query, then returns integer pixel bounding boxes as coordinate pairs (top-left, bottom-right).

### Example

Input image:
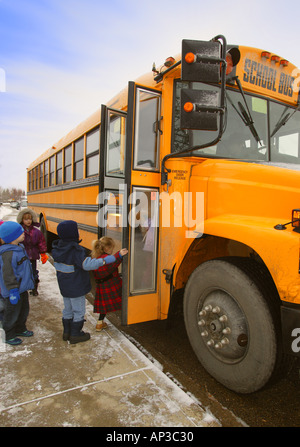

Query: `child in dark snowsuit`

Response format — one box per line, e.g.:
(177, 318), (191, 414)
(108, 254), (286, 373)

(52, 220), (116, 344)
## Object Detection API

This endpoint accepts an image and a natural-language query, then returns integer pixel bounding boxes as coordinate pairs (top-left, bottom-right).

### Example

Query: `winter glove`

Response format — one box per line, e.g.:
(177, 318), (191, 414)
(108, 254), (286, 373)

(104, 255), (116, 265)
(40, 253), (48, 264)
(9, 288), (20, 305)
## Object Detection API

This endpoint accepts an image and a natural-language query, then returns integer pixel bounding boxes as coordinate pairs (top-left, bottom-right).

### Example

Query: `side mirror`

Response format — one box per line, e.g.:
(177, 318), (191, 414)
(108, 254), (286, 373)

(181, 39), (221, 83)
(180, 38), (226, 131)
(180, 89), (219, 130)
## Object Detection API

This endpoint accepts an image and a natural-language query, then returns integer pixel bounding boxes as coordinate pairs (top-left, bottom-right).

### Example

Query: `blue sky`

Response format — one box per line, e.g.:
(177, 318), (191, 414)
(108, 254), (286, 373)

(0, 0), (300, 190)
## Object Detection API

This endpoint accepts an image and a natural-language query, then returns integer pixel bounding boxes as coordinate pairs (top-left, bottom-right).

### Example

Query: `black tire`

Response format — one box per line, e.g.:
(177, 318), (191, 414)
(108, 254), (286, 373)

(40, 217), (54, 252)
(183, 257), (284, 394)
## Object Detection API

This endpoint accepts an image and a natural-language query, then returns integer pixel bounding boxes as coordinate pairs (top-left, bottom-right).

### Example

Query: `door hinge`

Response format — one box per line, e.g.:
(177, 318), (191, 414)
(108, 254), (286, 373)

(162, 269), (173, 284)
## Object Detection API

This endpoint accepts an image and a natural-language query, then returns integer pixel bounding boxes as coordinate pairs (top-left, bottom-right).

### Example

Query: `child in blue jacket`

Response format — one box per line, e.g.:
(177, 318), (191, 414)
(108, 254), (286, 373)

(52, 220), (116, 344)
(0, 221), (35, 346)
(0, 219), (5, 325)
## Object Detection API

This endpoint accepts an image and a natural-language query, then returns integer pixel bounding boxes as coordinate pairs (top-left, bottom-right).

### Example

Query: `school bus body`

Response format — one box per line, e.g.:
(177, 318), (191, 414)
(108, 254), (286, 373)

(168, 157), (300, 300)
(27, 37), (300, 392)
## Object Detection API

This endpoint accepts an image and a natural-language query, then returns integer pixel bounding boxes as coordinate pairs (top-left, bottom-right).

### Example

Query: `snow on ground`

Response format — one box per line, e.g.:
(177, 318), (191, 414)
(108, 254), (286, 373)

(0, 205), (225, 427)
(0, 204), (12, 220)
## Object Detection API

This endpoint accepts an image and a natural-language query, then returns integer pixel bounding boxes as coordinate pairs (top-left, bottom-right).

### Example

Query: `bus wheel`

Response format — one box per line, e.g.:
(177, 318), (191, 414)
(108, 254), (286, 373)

(40, 217), (52, 252)
(183, 258), (283, 394)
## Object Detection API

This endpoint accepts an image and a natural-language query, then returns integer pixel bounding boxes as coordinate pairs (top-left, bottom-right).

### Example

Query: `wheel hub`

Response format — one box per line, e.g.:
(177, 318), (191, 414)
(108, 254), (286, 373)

(197, 290), (248, 362)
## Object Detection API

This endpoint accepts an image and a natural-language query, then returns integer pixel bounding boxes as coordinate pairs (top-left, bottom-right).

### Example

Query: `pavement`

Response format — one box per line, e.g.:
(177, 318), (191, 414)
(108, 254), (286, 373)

(0, 260), (223, 429)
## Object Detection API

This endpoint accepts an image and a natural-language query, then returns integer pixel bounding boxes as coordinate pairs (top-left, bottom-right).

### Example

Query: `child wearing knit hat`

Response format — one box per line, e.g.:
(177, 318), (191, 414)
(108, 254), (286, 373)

(52, 220), (116, 344)
(0, 221), (35, 345)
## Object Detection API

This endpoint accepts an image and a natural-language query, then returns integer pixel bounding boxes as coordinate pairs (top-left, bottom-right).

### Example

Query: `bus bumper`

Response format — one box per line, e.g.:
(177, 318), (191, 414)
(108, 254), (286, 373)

(281, 304), (300, 357)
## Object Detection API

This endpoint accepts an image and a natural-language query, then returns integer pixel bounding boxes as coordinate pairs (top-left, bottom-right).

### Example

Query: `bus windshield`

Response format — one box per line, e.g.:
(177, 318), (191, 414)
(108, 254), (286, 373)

(173, 80), (300, 164)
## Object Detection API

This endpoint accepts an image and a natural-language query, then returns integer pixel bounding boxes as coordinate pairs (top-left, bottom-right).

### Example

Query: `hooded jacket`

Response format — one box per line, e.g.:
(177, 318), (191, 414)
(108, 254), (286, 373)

(0, 243), (35, 297)
(17, 208), (46, 260)
(52, 238), (109, 298)
(52, 239), (90, 298)
(17, 207), (39, 225)
(21, 224), (47, 260)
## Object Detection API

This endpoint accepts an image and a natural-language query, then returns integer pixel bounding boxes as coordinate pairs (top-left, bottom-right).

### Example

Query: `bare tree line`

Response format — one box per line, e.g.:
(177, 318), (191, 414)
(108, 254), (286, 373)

(0, 187), (26, 203)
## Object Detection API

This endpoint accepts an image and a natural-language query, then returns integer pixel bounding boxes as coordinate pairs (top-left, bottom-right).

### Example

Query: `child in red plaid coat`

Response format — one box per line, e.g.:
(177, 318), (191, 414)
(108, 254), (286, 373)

(91, 237), (128, 331)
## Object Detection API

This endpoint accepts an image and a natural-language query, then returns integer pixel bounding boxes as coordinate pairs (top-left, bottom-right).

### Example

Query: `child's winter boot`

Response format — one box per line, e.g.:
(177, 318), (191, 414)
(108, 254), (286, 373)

(96, 320), (108, 331)
(69, 320), (90, 344)
(31, 279), (39, 296)
(6, 337), (23, 345)
(62, 318), (72, 341)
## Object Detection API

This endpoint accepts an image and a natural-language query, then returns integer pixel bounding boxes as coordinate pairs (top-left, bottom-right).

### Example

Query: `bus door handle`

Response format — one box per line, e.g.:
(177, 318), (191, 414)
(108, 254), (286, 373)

(153, 117), (163, 135)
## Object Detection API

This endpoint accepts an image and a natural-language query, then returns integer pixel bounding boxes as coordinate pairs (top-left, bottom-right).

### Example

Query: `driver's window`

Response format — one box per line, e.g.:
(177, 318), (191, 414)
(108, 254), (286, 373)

(214, 92), (268, 160)
(134, 88), (161, 170)
(173, 81), (268, 160)
(270, 102), (300, 163)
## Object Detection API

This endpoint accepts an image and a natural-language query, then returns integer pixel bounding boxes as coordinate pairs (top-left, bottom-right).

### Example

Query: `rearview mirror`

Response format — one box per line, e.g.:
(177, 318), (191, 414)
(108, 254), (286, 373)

(181, 39), (221, 83)
(181, 89), (220, 130)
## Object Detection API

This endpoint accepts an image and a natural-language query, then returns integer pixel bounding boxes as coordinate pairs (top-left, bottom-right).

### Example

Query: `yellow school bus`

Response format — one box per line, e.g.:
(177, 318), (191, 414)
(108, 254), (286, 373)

(27, 34), (300, 393)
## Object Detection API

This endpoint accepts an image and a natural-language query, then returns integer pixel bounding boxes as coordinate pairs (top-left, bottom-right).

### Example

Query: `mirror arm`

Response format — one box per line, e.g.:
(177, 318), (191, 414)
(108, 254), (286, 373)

(161, 35), (227, 186)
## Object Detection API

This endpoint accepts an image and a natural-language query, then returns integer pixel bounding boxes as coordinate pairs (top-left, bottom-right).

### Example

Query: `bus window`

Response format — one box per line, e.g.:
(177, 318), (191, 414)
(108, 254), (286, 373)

(49, 156), (55, 186)
(39, 163), (43, 188)
(35, 166), (39, 190)
(86, 127), (100, 177)
(106, 111), (126, 177)
(30, 170), (34, 191)
(56, 151), (62, 185)
(270, 102), (300, 163)
(44, 160), (48, 187)
(27, 171), (31, 191)
(74, 137), (84, 180)
(134, 88), (161, 170)
(130, 188), (159, 293)
(64, 145), (72, 183)
(105, 191), (123, 254)
(173, 81), (268, 161)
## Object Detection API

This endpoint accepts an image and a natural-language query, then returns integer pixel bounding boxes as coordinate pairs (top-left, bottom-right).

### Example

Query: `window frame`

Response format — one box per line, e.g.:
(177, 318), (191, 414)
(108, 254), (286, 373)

(56, 151), (63, 185)
(133, 87), (161, 172)
(86, 126), (100, 178)
(63, 144), (72, 183)
(49, 155), (55, 186)
(129, 186), (159, 294)
(172, 79), (300, 165)
(105, 109), (127, 178)
(44, 160), (49, 188)
(39, 163), (43, 189)
(74, 137), (84, 180)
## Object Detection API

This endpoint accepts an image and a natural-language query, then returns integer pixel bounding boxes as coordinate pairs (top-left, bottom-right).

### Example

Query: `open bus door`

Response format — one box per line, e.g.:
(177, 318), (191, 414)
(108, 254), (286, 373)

(99, 82), (162, 326)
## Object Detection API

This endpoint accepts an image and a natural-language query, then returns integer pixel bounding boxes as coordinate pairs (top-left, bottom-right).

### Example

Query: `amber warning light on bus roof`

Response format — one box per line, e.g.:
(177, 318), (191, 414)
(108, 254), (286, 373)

(226, 47), (240, 75)
(261, 50), (289, 67)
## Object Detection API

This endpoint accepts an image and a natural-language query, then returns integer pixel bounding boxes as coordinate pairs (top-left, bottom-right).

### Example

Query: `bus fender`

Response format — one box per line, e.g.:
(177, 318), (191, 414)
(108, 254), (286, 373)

(174, 214), (300, 304)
